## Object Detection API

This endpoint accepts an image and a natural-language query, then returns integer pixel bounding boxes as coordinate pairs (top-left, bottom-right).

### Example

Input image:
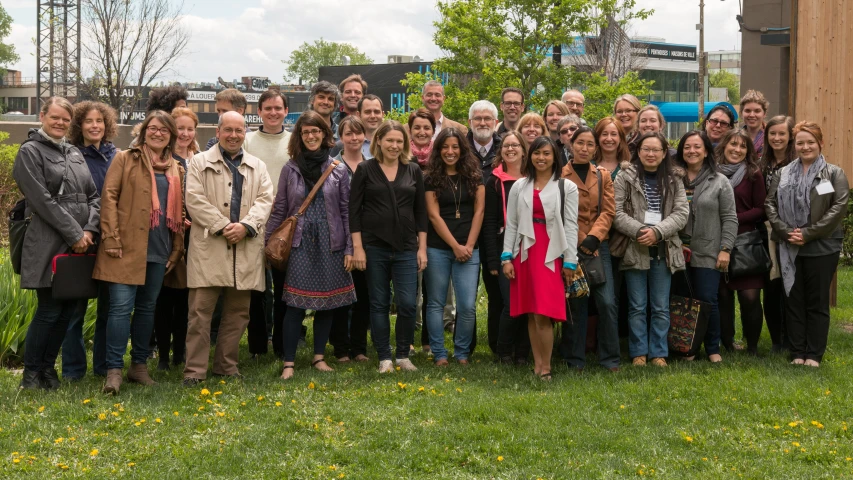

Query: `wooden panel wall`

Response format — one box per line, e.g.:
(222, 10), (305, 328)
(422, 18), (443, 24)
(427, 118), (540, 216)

(793, 0), (853, 178)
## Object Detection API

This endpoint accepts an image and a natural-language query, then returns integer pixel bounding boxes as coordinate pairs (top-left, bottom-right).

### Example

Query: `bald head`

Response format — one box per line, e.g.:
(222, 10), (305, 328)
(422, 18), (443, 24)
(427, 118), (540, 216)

(561, 89), (585, 116)
(217, 111), (246, 155)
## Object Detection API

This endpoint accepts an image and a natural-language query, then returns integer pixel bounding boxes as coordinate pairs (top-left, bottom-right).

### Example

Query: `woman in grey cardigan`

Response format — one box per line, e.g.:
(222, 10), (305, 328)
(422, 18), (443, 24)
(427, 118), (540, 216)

(12, 97), (101, 390)
(674, 131), (738, 363)
(613, 132), (688, 367)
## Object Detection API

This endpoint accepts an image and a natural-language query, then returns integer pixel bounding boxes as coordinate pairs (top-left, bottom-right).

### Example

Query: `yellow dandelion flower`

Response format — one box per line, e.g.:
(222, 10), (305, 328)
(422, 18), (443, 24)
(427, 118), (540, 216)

(82, 399), (91, 404)
(54, 437), (63, 444)
(214, 391), (222, 396)
(497, 456), (504, 462)
(216, 412), (225, 417)
(418, 386), (425, 392)
(788, 422), (798, 428)
(825, 390), (831, 395)
(220, 380), (226, 384)
(128, 462), (136, 467)
(792, 442), (800, 447)
(13, 459), (20, 464)
(291, 399), (296, 404)
(173, 411), (179, 416)
(308, 382), (315, 390)
(620, 405), (625, 409)
(98, 413), (107, 421)
(338, 474), (345, 479)
(32, 438), (41, 443)
(329, 465), (337, 471)
(38, 406), (45, 413)
(800, 448), (806, 452)
(398, 382), (407, 389)
(257, 395), (265, 401)
(702, 458), (708, 461)
(200, 388), (210, 396)
(846, 457), (851, 461)
(134, 422), (141, 427)
(685, 436), (693, 443)
(155, 418), (161, 423)
(90, 449), (99, 456)
(456, 388), (462, 393)
(198, 406), (204, 411)
(395, 366), (401, 371)
(275, 401), (282, 407)
(773, 425), (780, 429)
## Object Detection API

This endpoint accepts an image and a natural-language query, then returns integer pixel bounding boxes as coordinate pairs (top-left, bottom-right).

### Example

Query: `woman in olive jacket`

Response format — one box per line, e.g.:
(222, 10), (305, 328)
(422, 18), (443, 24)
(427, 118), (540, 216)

(765, 121), (848, 367)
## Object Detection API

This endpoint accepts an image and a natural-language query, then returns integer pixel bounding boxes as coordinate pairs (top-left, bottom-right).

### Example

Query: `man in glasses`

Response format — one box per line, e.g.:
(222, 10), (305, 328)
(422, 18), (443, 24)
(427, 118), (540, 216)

(561, 89), (588, 126)
(496, 87), (525, 135)
(183, 111), (274, 385)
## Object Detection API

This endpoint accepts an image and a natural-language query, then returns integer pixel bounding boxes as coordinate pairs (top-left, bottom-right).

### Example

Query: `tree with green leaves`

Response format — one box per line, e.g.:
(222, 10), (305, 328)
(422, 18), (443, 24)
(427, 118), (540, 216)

(282, 39), (373, 85)
(574, 70), (654, 126)
(0, 4), (20, 77)
(431, 0), (652, 113)
(709, 69), (740, 103)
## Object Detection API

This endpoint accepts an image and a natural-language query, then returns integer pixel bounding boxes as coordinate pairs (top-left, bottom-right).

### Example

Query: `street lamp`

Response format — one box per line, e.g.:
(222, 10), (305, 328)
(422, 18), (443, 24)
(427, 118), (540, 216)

(698, 0), (726, 122)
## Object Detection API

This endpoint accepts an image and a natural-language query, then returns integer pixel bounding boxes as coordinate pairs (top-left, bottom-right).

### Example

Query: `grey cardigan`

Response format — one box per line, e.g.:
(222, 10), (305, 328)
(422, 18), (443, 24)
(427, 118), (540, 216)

(12, 129), (100, 289)
(683, 171), (738, 269)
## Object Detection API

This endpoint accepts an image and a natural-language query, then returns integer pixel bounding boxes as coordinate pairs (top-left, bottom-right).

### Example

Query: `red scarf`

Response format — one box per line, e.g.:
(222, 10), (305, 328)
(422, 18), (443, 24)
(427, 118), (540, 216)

(491, 164), (520, 229)
(143, 145), (183, 233)
(411, 141), (433, 167)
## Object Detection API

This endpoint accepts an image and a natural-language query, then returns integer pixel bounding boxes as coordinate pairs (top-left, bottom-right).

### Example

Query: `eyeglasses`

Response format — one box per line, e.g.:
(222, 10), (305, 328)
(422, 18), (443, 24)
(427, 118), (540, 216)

(221, 127), (245, 135)
(501, 101), (522, 108)
(301, 128), (323, 137)
(640, 147), (664, 154)
(471, 116), (495, 124)
(707, 118), (731, 128)
(565, 101), (584, 108)
(146, 125), (170, 136)
(615, 109), (637, 116)
(502, 143), (522, 149)
(559, 126), (579, 135)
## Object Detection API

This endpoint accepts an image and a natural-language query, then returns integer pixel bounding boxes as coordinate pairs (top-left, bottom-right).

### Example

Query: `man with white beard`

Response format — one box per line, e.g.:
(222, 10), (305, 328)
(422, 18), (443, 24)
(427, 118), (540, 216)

(466, 100), (503, 356)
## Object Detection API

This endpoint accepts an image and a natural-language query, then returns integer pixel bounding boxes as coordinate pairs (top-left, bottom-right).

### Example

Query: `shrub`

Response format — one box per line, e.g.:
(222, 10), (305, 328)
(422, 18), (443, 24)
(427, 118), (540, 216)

(843, 189), (853, 266)
(0, 130), (20, 245)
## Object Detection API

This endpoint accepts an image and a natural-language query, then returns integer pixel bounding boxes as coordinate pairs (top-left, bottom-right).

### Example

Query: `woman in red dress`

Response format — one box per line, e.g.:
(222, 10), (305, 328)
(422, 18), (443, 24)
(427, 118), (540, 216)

(501, 137), (580, 379)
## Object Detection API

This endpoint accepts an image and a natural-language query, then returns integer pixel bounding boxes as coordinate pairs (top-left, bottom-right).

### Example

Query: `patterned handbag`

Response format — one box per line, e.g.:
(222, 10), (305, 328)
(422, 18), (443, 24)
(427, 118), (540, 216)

(668, 270), (711, 356)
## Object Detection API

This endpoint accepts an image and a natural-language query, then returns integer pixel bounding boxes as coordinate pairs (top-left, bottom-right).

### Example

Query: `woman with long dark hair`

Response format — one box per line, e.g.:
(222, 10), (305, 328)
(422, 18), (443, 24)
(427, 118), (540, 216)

(715, 130), (767, 354)
(502, 137), (580, 379)
(760, 115), (795, 352)
(701, 104), (736, 147)
(613, 133), (688, 367)
(266, 111), (356, 380)
(674, 131), (738, 362)
(423, 128), (484, 365)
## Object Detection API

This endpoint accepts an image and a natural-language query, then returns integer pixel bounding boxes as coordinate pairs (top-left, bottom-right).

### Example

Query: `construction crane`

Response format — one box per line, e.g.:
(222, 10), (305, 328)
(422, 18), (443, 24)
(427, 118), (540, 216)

(36, 0), (82, 112)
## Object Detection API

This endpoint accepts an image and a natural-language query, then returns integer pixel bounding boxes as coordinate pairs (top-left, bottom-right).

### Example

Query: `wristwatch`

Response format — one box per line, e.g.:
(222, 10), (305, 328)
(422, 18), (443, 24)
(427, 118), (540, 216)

(721, 247), (731, 253)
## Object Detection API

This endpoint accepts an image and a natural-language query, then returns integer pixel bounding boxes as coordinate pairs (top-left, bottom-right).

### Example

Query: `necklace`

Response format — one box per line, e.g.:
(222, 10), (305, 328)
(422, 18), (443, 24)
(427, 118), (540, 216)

(448, 175), (462, 218)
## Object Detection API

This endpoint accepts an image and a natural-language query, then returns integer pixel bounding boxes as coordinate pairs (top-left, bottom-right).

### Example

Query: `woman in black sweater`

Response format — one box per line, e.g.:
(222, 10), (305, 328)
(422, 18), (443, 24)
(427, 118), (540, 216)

(350, 120), (428, 373)
(482, 130), (531, 364)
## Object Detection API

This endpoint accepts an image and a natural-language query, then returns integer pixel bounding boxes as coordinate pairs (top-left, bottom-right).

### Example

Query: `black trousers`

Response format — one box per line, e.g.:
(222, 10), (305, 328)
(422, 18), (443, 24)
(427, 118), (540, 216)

(270, 268), (288, 358)
(481, 265), (501, 354)
(329, 269), (371, 358)
(763, 276), (787, 348)
(154, 286), (189, 364)
(786, 252), (839, 362)
(247, 269), (273, 355)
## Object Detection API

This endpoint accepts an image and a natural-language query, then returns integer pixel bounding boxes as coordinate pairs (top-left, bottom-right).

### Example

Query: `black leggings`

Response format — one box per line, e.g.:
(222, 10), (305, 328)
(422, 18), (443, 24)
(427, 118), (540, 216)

(154, 286), (188, 364)
(283, 307), (334, 363)
(719, 286), (763, 352)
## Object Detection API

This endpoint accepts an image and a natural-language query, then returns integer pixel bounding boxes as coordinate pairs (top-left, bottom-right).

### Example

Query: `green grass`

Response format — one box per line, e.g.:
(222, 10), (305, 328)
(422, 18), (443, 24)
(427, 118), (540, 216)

(1, 272), (852, 479)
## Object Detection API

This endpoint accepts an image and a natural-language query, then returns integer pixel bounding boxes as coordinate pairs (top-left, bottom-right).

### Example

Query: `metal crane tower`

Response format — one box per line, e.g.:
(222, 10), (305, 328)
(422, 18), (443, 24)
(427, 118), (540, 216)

(36, 1), (81, 112)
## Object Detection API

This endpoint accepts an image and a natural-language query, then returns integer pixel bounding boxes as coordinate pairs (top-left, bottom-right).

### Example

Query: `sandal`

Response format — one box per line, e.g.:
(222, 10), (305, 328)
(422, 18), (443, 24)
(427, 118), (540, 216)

(280, 365), (294, 380)
(311, 358), (334, 372)
(539, 372), (552, 381)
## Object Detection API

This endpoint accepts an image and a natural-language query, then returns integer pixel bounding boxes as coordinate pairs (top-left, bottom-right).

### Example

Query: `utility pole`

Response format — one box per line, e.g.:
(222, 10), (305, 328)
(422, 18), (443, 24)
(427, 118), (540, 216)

(697, 0), (705, 122)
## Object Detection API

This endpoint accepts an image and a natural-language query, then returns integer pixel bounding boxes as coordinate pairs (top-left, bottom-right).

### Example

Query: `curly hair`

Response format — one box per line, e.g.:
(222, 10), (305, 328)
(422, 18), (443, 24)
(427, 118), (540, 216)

(146, 85), (189, 113)
(715, 129), (760, 179)
(425, 127), (482, 198)
(68, 101), (119, 146)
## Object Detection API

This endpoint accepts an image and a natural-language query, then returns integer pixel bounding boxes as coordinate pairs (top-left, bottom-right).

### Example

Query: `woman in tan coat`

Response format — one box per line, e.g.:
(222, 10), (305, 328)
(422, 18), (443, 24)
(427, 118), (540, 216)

(93, 110), (185, 394)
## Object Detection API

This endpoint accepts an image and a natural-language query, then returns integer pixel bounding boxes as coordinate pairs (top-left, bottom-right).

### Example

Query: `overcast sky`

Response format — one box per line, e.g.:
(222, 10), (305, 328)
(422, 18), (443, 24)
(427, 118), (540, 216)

(3, 0), (743, 85)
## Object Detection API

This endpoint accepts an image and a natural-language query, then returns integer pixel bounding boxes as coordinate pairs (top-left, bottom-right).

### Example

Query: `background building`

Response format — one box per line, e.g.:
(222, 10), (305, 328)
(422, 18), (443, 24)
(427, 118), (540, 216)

(707, 50), (742, 80)
(0, 70), (38, 115)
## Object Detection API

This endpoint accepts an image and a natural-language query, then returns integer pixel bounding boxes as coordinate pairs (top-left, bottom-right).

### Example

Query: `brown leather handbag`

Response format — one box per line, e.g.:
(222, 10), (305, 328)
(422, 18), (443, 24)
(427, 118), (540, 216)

(265, 161), (339, 271)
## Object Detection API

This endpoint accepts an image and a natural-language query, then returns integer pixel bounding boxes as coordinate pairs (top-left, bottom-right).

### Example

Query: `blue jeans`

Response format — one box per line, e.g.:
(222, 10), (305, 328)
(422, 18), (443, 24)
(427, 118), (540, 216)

(105, 262), (167, 369)
(364, 246), (418, 361)
(61, 282), (110, 378)
(624, 258), (671, 359)
(560, 241), (620, 368)
(23, 288), (87, 373)
(424, 247), (480, 360)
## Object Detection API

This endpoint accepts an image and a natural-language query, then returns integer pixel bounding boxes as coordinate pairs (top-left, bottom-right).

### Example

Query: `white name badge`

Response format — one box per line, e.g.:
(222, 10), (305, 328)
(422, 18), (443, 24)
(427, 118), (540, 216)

(816, 180), (835, 195)
(644, 211), (662, 225)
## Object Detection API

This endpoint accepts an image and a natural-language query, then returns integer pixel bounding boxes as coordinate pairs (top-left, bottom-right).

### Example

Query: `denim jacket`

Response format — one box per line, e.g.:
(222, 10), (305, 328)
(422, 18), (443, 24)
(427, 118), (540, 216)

(265, 157), (353, 255)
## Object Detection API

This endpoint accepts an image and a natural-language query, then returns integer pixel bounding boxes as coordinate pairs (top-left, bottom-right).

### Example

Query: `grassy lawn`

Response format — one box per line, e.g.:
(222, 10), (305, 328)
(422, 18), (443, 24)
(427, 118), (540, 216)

(1, 270), (852, 479)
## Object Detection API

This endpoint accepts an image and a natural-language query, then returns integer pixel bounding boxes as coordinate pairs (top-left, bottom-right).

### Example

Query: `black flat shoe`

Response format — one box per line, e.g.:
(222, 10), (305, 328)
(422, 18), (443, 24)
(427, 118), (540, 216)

(40, 368), (61, 390)
(19, 369), (41, 390)
(157, 359), (171, 371)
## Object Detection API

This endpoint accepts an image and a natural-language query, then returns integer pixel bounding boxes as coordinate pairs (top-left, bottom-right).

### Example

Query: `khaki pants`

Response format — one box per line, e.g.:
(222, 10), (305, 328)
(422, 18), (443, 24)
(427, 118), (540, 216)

(184, 287), (251, 380)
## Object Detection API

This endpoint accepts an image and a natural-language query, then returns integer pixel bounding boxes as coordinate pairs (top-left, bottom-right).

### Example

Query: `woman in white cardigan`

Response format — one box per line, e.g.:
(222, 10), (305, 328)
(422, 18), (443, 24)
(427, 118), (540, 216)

(502, 136), (580, 380)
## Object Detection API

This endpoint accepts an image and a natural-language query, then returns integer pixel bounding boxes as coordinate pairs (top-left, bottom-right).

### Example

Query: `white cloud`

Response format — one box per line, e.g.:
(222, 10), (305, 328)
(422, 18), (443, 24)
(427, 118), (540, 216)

(632, 0), (743, 52)
(5, 23), (36, 79)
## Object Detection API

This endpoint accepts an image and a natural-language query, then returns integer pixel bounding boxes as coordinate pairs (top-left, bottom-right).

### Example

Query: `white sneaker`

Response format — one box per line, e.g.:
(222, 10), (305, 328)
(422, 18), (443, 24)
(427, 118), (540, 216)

(396, 358), (417, 371)
(378, 360), (394, 373)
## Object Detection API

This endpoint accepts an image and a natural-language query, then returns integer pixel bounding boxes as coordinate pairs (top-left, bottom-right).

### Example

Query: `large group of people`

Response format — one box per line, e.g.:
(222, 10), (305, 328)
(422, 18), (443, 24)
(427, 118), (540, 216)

(11, 78), (848, 391)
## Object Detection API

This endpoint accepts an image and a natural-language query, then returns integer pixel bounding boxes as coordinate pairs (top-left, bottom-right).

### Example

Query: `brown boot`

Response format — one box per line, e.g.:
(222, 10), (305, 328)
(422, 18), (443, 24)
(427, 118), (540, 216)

(103, 368), (123, 394)
(127, 363), (156, 386)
